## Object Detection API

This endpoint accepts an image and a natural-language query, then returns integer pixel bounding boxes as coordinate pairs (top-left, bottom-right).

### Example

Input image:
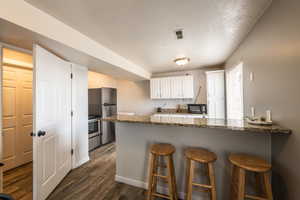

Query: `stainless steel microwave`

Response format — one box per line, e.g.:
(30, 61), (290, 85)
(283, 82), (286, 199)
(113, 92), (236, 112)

(187, 104), (207, 114)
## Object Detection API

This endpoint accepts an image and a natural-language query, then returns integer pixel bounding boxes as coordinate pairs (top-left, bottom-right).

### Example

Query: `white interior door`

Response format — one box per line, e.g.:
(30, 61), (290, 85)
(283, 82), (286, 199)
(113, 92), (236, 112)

(206, 71), (225, 119)
(2, 66), (33, 171)
(226, 63), (244, 119)
(33, 45), (72, 200)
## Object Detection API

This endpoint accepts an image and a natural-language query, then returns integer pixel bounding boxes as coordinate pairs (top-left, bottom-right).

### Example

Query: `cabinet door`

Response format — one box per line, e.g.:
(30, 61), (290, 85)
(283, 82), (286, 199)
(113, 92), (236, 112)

(171, 77), (183, 98)
(150, 78), (161, 99)
(182, 76), (194, 99)
(160, 77), (171, 99)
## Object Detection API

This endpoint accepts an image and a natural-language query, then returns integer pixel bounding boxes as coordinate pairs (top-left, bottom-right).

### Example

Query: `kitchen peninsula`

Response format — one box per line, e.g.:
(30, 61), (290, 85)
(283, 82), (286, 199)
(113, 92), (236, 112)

(102, 114), (291, 199)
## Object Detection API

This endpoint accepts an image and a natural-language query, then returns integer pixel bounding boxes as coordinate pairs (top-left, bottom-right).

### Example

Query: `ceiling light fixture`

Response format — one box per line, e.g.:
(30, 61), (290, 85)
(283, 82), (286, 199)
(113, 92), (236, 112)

(174, 57), (190, 66)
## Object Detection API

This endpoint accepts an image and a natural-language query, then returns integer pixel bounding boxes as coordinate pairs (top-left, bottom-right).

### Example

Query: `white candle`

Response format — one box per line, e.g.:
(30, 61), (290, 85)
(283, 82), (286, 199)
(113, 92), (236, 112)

(266, 110), (272, 122)
(251, 107), (255, 118)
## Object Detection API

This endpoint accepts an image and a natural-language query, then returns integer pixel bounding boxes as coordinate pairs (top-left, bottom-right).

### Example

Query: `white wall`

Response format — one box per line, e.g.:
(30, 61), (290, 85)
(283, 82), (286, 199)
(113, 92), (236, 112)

(117, 80), (155, 115)
(88, 71), (117, 89)
(225, 0), (300, 198)
(72, 64), (89, 168)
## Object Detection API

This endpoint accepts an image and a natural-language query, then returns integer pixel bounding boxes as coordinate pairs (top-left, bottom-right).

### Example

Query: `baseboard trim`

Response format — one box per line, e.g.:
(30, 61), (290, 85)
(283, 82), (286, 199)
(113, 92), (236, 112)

(74, 156), (90, 169)
(115, 175), (147, 189)
(115, 175), (186, 199)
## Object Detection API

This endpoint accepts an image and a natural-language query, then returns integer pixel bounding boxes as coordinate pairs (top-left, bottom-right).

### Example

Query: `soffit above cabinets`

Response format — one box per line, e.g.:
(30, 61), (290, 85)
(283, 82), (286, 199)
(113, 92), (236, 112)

(25, 0), (272, 73)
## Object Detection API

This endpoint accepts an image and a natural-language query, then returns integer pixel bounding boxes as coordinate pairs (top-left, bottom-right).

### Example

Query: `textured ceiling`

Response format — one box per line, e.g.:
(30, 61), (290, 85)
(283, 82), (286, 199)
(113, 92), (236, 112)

(25, 0), (272, 73)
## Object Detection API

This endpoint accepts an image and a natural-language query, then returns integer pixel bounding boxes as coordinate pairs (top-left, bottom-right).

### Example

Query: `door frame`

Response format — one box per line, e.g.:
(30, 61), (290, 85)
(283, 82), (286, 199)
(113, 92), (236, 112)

(0, 44), (3, 193)
(226, 62), (244, 119)
(0, 43), (34, 194)
(0, 42), (78, 197)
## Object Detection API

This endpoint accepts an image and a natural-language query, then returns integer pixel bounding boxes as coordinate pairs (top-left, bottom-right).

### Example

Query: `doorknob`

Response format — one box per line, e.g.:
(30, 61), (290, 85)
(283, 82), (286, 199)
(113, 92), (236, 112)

(37, 130), (46, 137)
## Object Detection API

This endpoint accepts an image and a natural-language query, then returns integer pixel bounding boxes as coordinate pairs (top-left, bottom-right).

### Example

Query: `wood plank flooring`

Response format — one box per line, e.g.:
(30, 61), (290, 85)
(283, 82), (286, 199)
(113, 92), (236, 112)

(48, 143), (147, 200)
(3, 162), (33, 200)
(3, 143), (148, 200)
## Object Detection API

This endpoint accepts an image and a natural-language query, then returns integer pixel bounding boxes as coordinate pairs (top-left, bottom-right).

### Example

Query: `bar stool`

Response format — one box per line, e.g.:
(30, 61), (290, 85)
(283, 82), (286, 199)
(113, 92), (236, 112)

(185, 148), (217, 200)
(146, 143), (178, 200)
(229, 153), (273, 200)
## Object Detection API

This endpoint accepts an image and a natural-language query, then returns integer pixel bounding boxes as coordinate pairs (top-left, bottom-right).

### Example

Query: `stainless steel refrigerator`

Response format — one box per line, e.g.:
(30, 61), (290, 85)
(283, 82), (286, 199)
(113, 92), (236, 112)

(88, 88), (117, 145)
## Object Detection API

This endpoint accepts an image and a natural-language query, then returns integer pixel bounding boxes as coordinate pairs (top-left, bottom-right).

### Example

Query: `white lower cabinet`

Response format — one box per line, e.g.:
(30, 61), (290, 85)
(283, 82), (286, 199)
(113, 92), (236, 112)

(150, 75), (194, 99)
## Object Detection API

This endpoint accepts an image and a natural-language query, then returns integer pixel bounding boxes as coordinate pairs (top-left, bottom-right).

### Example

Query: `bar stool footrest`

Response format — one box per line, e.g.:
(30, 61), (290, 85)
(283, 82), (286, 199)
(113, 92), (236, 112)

(192, 182), (212, 189)
(245, 194), (268, 200)
(153, 192), (171, 199)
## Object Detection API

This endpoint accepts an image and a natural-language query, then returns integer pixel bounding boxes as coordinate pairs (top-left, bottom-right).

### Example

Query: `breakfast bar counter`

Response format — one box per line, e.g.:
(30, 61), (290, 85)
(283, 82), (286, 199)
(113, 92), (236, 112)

(102, 114), (291, 135)
(102, 114), (291, 199)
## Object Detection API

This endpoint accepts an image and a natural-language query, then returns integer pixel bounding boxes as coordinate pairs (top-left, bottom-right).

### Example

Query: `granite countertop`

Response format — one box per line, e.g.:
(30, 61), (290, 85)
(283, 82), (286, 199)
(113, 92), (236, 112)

(102, 114), (292, 135)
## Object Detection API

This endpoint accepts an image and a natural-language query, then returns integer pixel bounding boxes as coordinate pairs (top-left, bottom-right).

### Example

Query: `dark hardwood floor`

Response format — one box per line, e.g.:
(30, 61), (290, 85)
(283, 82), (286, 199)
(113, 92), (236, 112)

(48, 143), (147, 200)
(3, 143), (147, 200)
(3, 162), (33, 200)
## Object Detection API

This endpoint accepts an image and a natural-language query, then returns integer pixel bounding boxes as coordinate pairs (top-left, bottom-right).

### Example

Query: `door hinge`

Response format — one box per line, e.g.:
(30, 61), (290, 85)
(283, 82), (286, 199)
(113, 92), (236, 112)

(71, 73), (73, 79)
(71, 110), (74, 117)
(71, 149), (74, 155)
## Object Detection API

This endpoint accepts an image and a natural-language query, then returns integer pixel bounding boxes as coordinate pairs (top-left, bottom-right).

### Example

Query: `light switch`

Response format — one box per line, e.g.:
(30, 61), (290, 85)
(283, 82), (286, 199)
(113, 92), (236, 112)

(250, 72), (254, 81)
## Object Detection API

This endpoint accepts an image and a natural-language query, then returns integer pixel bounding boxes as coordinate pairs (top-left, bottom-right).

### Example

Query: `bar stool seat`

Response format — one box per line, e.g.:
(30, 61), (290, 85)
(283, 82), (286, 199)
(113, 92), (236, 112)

(229, 153), (271, 172)
(151, 143), (175, 156)
(185, 148), (217, 200)
(146, 143), (178, 200)
(185, 148), (217, 163)
(229, 153), (273, 200)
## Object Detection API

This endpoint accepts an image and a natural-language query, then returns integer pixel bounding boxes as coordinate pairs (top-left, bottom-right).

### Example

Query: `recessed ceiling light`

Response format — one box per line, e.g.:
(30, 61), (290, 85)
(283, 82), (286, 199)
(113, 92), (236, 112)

(174, 57), (190, 66)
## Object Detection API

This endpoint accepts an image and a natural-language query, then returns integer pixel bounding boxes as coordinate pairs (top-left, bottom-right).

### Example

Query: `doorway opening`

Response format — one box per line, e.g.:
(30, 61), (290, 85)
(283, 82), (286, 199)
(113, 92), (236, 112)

(2, 47), (33, 200)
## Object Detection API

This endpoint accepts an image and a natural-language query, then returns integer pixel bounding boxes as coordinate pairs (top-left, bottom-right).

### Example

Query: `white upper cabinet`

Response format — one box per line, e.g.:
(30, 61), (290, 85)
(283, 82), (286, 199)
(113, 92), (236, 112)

(150, 75), (194, 99)
(160, 77), (171, 99)
(170, 76), (183, 98)
(182, 75), (194, 98)
(150, 78), (161, 99)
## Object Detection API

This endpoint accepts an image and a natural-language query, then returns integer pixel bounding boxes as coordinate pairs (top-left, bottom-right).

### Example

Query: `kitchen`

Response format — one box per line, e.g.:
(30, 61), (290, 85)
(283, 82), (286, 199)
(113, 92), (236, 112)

(0, 0), (299, 200)
(89, 60), (290, 200)
(101, 65), (291, 198)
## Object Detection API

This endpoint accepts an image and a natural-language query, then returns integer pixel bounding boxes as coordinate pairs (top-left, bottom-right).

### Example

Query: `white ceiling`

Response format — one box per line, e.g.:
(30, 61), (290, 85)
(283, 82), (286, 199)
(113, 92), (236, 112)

(25, 0), (271, 73)
(0, 18), (146, 80)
